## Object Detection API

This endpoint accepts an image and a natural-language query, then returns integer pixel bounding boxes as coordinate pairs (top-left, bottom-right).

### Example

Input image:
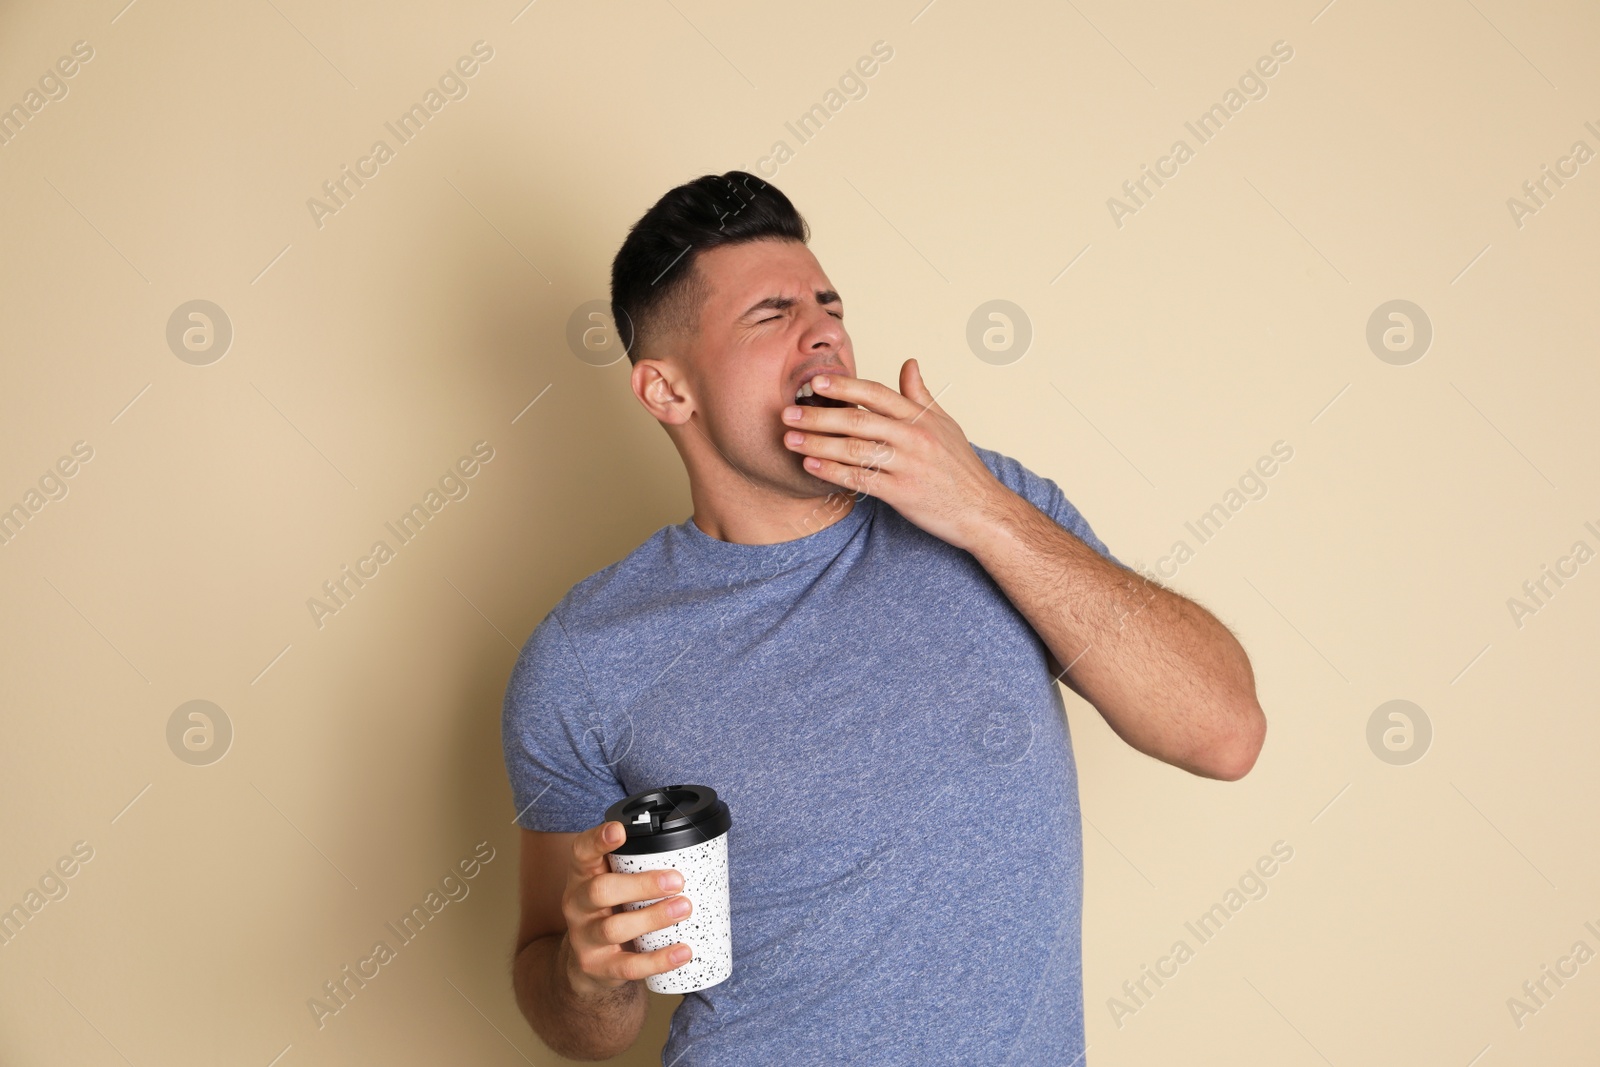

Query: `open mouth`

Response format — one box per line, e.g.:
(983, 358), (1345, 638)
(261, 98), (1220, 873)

(794, 380), (853, 409)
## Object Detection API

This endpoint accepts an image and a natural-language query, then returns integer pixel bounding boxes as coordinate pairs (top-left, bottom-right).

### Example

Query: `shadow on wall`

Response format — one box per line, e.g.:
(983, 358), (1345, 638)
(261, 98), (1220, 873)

(425, 170), (694, 1062)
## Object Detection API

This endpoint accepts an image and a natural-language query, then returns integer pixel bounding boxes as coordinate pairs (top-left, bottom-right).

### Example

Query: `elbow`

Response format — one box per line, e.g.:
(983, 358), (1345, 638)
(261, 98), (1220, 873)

(1212, 701), (1267, 782)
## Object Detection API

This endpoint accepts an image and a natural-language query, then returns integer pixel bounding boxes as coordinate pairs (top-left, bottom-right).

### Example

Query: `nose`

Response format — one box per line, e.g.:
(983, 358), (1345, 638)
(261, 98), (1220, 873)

(801, 304), (844, 352)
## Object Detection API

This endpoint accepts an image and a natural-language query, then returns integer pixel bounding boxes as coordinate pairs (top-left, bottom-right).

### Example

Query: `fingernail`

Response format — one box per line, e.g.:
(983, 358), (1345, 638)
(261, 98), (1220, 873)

(667, 897), (690, 917)
(783, 406), (801, 421)
(814, 376), (829, 389)
(660, 871), (684, 891)
(672, 946), (692, 964)
(606, 823), (621, 844)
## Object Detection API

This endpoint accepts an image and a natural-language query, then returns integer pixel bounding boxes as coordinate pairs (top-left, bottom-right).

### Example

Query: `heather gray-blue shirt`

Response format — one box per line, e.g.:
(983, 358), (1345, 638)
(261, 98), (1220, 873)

(502, 443), (1120, 1066)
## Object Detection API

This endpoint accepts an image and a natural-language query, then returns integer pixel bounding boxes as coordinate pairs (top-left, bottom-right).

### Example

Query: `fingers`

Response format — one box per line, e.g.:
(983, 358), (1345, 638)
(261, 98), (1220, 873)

(577, 866), (686, 912)
(784, 429), (896, 472)
(566, 892), (696, 989)
(569, 821), (688, 903)
(793, 455), (889, 496)
(570, 819), (624, 871)
(899, 358), (939, 408)
(805, 373), (923, 420)
(782, 399), (907, 450)
(565, 820), (695, 989)
(596, 893), (694, 951)
(578, 937), (695, 988)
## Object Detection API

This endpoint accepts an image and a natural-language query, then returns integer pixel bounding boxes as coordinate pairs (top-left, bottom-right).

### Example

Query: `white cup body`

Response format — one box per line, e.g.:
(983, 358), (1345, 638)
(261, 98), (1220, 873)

(607, 831), (732, 994)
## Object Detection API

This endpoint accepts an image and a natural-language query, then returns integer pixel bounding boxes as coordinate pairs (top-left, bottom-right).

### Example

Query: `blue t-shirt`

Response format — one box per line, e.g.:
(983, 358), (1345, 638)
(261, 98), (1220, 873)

(502, 443), (1119, 1066)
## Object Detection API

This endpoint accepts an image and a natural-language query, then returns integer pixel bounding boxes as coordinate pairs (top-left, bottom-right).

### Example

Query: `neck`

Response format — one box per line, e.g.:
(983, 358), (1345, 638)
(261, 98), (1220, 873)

(673, 414), (860, 545)
(690, 484), (857, 545)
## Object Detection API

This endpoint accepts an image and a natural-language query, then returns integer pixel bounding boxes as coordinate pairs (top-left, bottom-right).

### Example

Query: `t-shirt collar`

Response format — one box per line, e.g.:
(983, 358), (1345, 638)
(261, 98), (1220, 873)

(673, 491), (874, 563)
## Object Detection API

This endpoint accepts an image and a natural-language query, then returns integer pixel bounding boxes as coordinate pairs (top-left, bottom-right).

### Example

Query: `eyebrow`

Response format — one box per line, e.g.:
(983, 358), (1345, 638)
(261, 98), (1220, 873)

(739, 289), (841, 318)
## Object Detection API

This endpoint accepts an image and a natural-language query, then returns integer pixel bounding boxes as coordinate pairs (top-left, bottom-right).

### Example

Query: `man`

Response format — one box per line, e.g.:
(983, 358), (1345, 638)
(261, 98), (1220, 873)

(503, 171), (1266, 1064)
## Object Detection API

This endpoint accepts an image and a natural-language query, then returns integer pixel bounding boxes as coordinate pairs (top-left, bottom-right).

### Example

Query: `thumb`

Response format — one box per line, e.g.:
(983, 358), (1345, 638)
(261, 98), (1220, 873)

(902, 358), (936, 406)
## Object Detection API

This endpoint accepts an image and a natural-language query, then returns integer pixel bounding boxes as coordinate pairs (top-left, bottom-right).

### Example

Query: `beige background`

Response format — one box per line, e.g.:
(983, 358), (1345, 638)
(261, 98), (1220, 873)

(1, 0), (1597, 1063)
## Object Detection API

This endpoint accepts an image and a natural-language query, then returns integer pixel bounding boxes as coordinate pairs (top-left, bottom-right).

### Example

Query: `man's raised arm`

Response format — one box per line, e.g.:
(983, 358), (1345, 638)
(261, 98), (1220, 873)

(966, 488), (1266, 781)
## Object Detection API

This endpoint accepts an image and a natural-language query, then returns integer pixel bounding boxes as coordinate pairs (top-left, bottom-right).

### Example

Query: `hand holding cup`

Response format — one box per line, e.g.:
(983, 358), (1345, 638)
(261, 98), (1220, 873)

(560, 819), (694, 995)
(602, 784), (734, 994)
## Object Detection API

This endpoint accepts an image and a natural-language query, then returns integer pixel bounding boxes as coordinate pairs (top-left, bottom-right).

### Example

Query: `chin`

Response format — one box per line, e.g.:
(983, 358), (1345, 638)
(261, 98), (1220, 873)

(789, 465), (832, 495)
(776, 453), (836, 497)
(802, 474), (839, 497)
(801, 469), (858, 504)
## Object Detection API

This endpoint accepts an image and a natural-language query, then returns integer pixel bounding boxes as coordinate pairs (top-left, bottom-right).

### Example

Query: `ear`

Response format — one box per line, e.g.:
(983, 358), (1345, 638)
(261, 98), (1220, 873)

(632, 359), (693, 425)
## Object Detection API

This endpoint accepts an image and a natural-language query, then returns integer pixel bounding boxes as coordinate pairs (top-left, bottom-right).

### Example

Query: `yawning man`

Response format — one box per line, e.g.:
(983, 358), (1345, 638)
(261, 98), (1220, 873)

(502, 171), (1267, 1065)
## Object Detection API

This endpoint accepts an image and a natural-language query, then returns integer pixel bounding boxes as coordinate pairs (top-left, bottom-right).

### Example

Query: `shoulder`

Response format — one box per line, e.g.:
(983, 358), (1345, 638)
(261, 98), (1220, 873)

(968, 441), (1065, 507)
(969, 441), (1027, 486)
(507, 519), (684, 681)
(968, 441), (1120, 566)
(540, 523), (676, 630)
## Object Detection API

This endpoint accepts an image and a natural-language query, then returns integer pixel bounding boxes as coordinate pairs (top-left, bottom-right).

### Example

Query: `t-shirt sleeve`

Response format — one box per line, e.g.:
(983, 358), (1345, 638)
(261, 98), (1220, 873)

(501, 609), (628, 833)
(972, 443), (1123, 569)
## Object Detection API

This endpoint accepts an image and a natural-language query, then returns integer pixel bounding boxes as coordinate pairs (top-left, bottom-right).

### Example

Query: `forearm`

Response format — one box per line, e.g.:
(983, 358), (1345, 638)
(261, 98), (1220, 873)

(966, 487), (1266, 780)
(513, 932), (647, 1061)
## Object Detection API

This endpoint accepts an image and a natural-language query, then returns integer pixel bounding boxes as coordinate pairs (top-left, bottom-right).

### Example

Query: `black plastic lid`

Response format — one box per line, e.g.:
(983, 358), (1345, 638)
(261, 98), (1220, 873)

(604, 784), (731, 856)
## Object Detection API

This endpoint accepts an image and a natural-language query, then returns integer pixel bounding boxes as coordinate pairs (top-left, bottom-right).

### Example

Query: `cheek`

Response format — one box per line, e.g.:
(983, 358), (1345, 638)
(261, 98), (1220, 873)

(706, 374), (779, 430)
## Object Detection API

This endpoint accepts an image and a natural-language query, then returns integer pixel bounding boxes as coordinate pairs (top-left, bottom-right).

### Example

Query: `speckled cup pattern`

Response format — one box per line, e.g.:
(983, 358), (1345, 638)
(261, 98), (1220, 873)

(607, 831), (732, 994)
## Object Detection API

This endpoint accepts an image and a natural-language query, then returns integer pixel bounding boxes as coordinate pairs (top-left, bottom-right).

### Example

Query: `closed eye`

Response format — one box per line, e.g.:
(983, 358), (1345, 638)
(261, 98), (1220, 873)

(755, 310), (841, 324)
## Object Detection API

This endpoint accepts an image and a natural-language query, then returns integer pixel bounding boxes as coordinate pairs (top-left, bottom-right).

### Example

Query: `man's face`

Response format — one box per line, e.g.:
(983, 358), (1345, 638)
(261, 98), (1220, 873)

(664, 238), (857, 498)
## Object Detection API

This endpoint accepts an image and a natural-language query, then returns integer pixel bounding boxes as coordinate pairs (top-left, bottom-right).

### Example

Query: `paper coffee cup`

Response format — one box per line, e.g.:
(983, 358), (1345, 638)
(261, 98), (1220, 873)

(604, 784), (733, 994)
